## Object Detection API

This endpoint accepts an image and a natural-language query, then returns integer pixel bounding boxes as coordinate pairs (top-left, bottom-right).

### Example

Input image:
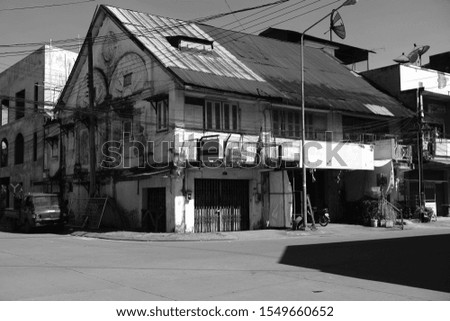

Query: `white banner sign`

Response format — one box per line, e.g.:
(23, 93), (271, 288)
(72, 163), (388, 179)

(400, 65), (450, 95)
(280, 140), (374, 170)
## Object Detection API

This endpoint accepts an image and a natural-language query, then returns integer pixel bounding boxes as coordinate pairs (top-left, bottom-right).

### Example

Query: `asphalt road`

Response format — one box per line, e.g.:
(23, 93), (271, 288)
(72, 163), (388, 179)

(0, 226), (449, 301)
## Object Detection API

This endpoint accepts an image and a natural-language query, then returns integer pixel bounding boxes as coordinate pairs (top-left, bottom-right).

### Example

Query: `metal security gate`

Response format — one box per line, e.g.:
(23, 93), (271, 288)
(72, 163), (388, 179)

(194, 179), (249, 233)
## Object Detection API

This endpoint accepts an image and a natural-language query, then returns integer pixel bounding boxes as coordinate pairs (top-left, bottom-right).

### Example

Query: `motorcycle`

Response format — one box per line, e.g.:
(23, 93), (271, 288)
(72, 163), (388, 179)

(294, 207), (330, 229)
(415, 206), (437, 223)
(316, 207), (331, 227)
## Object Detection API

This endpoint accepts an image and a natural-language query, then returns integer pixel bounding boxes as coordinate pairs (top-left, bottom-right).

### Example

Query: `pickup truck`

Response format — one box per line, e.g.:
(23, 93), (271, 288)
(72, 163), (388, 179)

(1, 193), (67, 232)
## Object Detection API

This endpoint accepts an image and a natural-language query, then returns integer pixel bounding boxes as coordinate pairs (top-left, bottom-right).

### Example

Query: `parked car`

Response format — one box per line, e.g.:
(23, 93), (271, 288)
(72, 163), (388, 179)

(1, 193), (67, 232)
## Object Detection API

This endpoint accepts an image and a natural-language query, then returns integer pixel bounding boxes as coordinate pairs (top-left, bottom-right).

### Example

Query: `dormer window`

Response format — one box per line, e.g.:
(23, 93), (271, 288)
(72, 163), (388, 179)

(166, 35), (214, 52)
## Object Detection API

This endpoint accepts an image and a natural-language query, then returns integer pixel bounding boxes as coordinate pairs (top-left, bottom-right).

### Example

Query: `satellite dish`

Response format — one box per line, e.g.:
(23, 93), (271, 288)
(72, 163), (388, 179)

(394, 53), (410, 64)
(407, 49), (420, 64)
(417, 45), (430, 56)
(329, 10), (346, 41)
(406, 44), (431, 65)
(417, 44), (430, 65)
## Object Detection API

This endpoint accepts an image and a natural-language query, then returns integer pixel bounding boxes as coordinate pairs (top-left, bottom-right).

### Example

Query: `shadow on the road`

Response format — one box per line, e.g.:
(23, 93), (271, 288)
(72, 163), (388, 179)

(279, 234), (450, 293)
(0, 223), (74, 235)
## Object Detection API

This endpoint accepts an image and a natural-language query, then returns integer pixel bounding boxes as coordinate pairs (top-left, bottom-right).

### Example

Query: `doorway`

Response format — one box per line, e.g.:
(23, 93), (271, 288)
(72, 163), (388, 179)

(144, 187), (166, 232)
(0, 177), (10, 208)
(194, 179), (249, 232)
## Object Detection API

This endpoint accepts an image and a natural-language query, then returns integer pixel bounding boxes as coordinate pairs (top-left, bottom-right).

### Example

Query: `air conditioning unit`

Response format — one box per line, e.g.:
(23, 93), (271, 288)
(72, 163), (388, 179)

(225, 143), (242, 165)
(197, 136), (224, 164)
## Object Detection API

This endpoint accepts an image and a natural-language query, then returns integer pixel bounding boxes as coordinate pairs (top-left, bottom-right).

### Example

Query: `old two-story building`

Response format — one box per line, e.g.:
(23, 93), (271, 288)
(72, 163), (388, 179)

(0, 45), (76, 208)
(364, 55), (450, 217)
(52, 5), (414, 232)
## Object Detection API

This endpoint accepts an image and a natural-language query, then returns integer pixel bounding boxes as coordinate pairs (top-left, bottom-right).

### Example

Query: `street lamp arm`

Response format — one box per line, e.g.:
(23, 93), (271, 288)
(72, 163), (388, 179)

(302, 0), (356, 35)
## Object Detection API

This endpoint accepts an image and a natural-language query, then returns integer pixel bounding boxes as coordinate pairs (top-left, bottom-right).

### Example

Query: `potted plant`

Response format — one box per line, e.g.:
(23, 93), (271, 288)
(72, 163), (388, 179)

(361, 199), (379, 226)
(369, 201), (380, 227)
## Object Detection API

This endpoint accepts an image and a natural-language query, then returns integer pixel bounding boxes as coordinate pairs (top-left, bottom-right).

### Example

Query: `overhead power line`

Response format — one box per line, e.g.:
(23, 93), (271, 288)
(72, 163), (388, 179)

(0, 0), (297, 75)
(219, 0), (310, 30)
(0, 0), (289, 49)
(0, 0), (328, 62)
(0, 0), (95, 12)
(210, 0), (341, 47)
(0, 0), (331, 58)
(0, 0), (342, 88)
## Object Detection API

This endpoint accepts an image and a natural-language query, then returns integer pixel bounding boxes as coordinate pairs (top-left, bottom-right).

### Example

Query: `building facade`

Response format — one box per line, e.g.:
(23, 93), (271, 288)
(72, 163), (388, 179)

(364, 62), (450, 216)
(53, 5), (414, 232)
(0, 45), (76, 207)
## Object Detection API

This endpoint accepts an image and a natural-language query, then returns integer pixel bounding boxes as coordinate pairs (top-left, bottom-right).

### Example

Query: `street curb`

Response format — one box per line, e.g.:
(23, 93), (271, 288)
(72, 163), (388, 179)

(70, 226), (346, 242)
(69, 218), (450, 242)
(71, 230), (237, 242)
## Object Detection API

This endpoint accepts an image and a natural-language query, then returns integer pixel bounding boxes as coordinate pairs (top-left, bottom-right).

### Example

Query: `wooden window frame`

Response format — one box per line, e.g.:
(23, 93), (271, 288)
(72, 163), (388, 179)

(204, 100), (240, 132)
(156, 99), (169, 132)
(15, 89), (25, 120)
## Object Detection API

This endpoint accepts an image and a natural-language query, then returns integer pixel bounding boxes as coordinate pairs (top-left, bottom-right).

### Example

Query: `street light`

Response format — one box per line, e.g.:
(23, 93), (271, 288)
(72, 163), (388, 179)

(299, 0), (357, 230)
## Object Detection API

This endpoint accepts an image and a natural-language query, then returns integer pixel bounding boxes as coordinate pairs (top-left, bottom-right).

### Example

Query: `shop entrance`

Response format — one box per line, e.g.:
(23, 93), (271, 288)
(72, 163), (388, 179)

(194, 179), (249, 232)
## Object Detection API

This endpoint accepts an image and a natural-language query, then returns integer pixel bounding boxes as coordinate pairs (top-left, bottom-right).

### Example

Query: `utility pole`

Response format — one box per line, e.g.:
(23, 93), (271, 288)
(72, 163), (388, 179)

(87, 30), (97, 197)
(417, 84), (424, 208)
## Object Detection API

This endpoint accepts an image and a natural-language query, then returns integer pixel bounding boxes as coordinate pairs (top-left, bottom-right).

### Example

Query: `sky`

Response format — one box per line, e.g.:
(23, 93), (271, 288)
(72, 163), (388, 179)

(0, 0), (449, 73)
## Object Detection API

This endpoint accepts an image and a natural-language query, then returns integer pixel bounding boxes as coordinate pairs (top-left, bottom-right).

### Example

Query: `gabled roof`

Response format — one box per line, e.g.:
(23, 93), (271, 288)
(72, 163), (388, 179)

(62, 5), (413, 118)
(104, 5), (283, 99)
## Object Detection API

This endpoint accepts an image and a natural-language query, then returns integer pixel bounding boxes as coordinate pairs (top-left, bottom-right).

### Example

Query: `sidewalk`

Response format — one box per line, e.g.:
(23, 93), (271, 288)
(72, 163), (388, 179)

(71, 217), (450, 242)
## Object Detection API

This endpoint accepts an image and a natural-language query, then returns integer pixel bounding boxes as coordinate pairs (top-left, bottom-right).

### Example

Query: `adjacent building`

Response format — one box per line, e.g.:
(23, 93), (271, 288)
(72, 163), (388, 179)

(363, 56), (450, 217)
(0, 45), (76, 208)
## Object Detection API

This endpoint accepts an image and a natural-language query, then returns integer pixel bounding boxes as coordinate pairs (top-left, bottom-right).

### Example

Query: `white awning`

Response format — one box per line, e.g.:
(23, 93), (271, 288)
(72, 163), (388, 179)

(374, 159), (392, 167)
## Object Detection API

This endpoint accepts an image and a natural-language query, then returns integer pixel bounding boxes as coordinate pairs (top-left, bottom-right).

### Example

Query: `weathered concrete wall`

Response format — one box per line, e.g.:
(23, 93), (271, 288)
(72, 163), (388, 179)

(111, 175), (180, 231)
(61, 13), (176, 176)
(0, 47), (45, 124)
(0, 46), (75, 204)
(0, 115), (45, 197)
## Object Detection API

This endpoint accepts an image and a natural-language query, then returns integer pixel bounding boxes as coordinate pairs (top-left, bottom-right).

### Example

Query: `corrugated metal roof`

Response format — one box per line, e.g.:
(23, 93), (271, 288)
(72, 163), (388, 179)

(200, 25), (412, 117)
(107, 6), (265, 81)
(105, 5), (412, 118)
(106, 5), (283, 98)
